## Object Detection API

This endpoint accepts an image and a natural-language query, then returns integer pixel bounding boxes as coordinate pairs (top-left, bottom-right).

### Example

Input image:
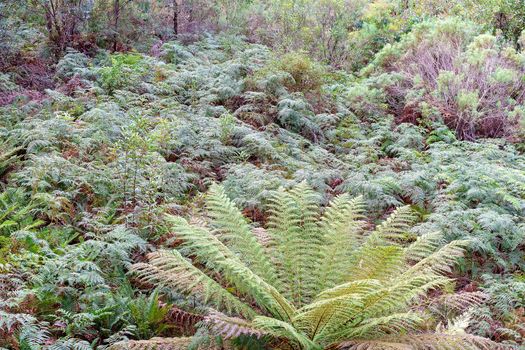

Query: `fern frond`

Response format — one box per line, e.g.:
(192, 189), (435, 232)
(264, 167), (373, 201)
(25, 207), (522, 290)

(109, 337), (230, 350)
(132, 250), (256, 318)
(359, 275), (450, 320)
(206, 184), (277, 285)
(252, 227), (273, 248)
(336, 312), (423, 339)
(266, 182), (323, 305)
(167, 216), (296, 321)
(294, 292), (366, 341)
(370, 206), (417, 244)
(316, 280), (384, 301)
(251, 316), (320, 350)
(405, 231), (444, 262)
(204, 311), (265, 339)
(315, 276), (447, 344)
(167, 306), (205, 333)
(338, 333), (510, 350)
(346, 245), (406, 282)
(434, 291), (488, 313)
(404, 240), (468, 276)
(317, 194), (366, 291)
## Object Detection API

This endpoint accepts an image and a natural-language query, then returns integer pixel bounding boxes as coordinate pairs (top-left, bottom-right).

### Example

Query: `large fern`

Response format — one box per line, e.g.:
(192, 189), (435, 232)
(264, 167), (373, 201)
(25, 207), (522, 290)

(123, 183), (503, 350)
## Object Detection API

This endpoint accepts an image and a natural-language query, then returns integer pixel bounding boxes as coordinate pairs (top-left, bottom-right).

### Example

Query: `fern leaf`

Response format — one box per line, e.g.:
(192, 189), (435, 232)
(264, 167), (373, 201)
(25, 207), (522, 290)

(338, 333), (511, 350)
(167, 216), (296, 321)
(405, 231), (444, 262)
(204, 311), (265, 339)
(251, 316), (321, 350)
(404, 240), (468, 276)
(132, 250), (256, 318)
(109, 337), (231, 350)
(267, 182), (323, 305)
(317, 194), (366, 291)
(370, 206), (417, 243)
(206, 183), (278, 286)
(346, 245), (406, 282)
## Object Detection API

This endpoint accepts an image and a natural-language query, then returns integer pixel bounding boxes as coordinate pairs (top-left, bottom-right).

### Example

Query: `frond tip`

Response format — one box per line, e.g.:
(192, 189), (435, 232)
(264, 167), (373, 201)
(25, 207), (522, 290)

(109, 337), (231, 350)
(337, 333), (510, 350)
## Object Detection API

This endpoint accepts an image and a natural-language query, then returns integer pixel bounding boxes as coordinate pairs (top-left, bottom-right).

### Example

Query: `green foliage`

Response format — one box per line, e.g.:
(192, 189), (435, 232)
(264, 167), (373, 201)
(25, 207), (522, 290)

(99, 54), (144, 94)
(2, 18), (525, 349)
(128, 291), (172, 339)
(130, 183), (496, 349)
(55, 49), (90, 82)
(0, 188), (44, 235)
(359, 17), (525, 140)
(259, 52), (328, 92)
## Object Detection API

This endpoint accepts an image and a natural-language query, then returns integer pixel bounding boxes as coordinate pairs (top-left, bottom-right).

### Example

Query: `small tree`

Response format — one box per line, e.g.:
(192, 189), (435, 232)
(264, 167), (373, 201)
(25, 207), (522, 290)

(32, 0), (93, 58)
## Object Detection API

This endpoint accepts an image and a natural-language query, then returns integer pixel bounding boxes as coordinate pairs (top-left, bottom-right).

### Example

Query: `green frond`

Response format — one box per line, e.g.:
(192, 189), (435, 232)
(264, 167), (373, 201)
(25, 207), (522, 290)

(335, 312), (423, 340)
(294, 293), (366, 341)
(370, 206), (418, 244)
(316, 194), (366, 291)
(251, 316), (321, 350)
(132, 250), (256, 318)
(313, 276), (448, 344)
(206, 183), (277, 285)
(266, 182), (323, 305)
(315, 280), (384, 301)
(359, 275), (450, 320)
(405, 231), (444, 262)
(346, 245), (406, 282)
(404, 240), (469, 276)
(167, 215), (296, 321)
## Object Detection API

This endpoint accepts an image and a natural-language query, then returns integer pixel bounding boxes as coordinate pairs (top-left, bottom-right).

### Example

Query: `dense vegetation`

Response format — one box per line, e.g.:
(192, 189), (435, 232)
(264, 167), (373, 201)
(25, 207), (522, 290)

(2, 0), (525, 349)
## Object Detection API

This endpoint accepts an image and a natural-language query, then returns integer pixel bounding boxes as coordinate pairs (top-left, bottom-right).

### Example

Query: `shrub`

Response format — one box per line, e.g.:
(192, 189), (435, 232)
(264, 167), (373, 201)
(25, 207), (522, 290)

(258, 51), (328, 93)
(55, 49), (90, 82)
(365, 17), (525, 140)
(99, 53), (144, 94)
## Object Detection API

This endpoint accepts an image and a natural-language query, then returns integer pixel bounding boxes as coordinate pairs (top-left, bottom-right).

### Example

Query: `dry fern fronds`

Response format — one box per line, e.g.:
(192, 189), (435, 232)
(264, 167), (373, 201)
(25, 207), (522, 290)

(109, 337), (194, 350)
(337, 333), (511, 350)
(167, 306), (204, 333)
(109, 337), (233, 350)
(204, 311), (265, 339)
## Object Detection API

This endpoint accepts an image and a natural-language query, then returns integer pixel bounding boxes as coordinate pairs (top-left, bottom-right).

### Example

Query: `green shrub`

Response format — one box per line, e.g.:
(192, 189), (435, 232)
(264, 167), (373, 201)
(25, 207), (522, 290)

(258, 51), (328, 93)
(99, 53), (144, 94)
(361, 17), (525, 140)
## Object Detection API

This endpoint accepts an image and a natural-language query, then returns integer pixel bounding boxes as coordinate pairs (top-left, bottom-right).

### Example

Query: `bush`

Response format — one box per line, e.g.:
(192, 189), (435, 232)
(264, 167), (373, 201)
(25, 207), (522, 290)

(257, 51), (328, 93)
(99, 53), (144, 94)
(364, 17), (525, 140)
(55, 49), (90, 82)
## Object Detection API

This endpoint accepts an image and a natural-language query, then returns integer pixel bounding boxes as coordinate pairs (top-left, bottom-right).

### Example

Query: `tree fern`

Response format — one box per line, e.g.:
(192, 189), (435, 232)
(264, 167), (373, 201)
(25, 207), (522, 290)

(129, 183), (501, 350)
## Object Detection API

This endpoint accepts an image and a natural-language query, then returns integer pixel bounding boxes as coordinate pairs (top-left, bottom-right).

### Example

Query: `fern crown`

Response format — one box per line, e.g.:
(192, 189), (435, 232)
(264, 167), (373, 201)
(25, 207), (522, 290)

(132, 183), (496, 350)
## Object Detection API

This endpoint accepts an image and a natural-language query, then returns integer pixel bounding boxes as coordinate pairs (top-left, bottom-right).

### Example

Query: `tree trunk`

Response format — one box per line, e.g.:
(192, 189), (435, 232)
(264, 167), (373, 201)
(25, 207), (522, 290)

(173, 0), (178, 35)
(113, 0), (120, 51)
(39, 0), (63, 58)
